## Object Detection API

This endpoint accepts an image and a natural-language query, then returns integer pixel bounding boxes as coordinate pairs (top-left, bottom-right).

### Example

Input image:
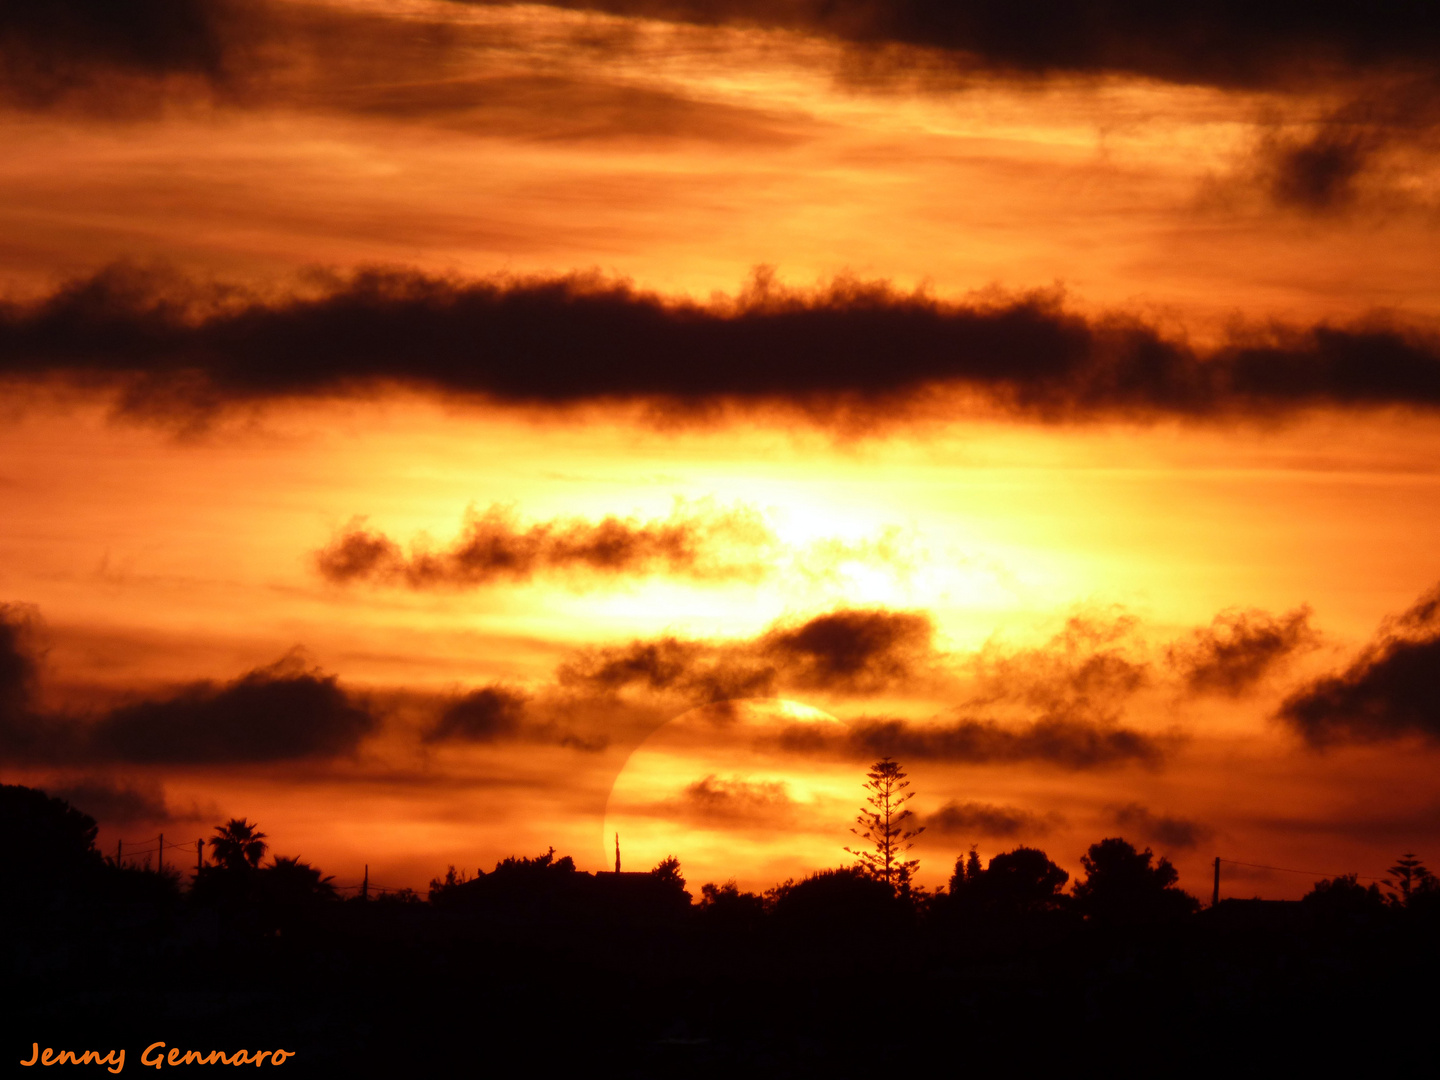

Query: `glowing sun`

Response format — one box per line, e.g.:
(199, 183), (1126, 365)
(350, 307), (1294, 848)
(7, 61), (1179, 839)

(602, 698), (865, 892)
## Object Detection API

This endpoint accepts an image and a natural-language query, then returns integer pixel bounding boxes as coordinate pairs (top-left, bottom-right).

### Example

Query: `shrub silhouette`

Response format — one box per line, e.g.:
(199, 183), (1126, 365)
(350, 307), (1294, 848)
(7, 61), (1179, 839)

(697, 880), (766, 937)
(768, 866), (908, 943)
(1302, 873), (1387, 920)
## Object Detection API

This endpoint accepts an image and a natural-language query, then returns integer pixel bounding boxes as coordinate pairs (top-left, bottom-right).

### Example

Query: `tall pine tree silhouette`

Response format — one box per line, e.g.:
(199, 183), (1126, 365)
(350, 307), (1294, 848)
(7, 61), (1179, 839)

(845, 757), (924, 892)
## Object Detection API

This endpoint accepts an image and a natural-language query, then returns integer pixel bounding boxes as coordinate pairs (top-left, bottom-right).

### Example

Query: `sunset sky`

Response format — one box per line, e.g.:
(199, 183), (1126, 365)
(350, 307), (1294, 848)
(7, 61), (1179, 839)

(4, 0), (1440, 899)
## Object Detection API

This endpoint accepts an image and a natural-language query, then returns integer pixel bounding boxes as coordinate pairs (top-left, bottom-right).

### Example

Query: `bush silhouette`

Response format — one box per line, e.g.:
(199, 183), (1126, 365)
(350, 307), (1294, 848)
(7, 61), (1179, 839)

(768, 866), (908, 943)
(951, 846), (1071, 917)
(1302, 874), (1387, 920)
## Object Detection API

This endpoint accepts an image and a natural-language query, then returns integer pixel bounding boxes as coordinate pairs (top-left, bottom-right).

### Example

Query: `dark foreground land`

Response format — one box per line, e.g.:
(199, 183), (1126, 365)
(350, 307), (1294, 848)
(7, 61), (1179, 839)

(9, 785), (1440, 1076)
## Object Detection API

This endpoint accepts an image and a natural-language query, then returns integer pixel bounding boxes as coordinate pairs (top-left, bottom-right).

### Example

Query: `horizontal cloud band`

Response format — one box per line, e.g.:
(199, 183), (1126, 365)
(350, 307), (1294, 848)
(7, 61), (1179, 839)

(7, 0), (1436, 106)
(4, 266), (1440, 425)
(496, 0), (1440, 88)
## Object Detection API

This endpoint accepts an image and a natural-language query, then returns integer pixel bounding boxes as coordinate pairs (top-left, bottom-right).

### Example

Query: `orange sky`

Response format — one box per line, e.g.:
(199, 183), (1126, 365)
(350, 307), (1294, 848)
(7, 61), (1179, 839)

(4, 0), (1440, 900)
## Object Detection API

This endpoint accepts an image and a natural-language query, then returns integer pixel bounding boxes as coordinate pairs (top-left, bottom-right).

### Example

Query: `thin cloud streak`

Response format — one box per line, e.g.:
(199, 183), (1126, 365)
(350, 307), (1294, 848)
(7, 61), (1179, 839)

(0, 0), (815, 149)
(315, 502), (773, 588)
(769, 714), (1165, 770)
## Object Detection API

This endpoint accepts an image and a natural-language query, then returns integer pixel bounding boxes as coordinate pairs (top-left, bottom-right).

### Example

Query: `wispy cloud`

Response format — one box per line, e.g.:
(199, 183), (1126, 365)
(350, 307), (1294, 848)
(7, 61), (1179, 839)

(1168, 606), (1318, 697)
(558, 606), (937, 702)
(315, 502), (773, 588)
(1110, 802), (1213, 851)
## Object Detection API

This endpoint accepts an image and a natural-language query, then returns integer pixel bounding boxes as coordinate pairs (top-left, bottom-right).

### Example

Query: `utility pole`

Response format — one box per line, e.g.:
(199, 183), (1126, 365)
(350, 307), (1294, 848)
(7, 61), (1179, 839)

(1212, 856), (1221, 907)
(117, 838), (122, 867)
(196, 839), (204, 879)
(158, 833), (164, 876)
(614, 833), (620, 874)
(361, 864), (368, 901)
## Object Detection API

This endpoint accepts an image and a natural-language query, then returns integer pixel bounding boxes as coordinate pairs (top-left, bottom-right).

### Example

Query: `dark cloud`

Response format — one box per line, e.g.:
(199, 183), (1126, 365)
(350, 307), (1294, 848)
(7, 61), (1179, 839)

(315, 503), (771, 588)
(0, 603), (39, 726)
(0, 617), (381, 766)
(88, 653), (378, 764)
(1169, 606), (1318, 697)
(846, 715), (1164, 769)
(1110, 802), (1212, 850)
(1278, 583), (1440, 746)
(13, 265), (1440, 428)
(0, 0), (235, 109)
(44, 775), (194, 826)
(1264, 129), (1375, 211)
(924, 800), (1058, 839)
(762, 609), (933, 693)
(559, 636), (707, 694)
(477, 0), (1440, 90)
(11, 0), (1440, 122)
(557, 607), (930, 701)
(0, 603), (83, 761)
(423, 685), (610, 752)
(424, 686), (527, 743)
(1233, 84), (1440, 216)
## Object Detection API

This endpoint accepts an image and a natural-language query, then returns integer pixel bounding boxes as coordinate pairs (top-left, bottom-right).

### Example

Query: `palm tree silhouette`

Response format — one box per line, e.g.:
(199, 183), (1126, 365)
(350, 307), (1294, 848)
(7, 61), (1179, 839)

(209, 818), (269, 871)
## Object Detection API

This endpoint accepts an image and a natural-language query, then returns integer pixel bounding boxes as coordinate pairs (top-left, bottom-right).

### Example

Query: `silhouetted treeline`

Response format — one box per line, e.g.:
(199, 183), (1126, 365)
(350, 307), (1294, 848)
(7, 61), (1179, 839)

(6, 782), (1439, 1075)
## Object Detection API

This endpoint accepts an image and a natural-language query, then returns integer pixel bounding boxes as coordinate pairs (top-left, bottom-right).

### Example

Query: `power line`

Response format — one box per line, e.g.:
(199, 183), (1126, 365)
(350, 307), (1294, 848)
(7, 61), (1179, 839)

(1219, 857), (1388, 883)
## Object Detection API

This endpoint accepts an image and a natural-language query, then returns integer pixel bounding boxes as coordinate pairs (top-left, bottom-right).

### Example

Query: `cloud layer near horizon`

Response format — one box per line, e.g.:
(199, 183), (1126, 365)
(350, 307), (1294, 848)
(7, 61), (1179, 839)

(4, 266), (1440, 427)
(0, 613), (379, 765)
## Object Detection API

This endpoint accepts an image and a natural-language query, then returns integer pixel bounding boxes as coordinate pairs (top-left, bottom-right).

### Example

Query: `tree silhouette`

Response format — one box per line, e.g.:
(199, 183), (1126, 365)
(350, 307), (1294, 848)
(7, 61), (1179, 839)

(208, 818), (269, 871)
(649, 854), (693, 908)
(1072, 837), (1197, 925)
(981, 847), (1070, 914)
(2, 783), (103, 913)
(844, 757), (924, 892)
(1385, 853), (1436, 907)
(948, 845), (983, 896)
